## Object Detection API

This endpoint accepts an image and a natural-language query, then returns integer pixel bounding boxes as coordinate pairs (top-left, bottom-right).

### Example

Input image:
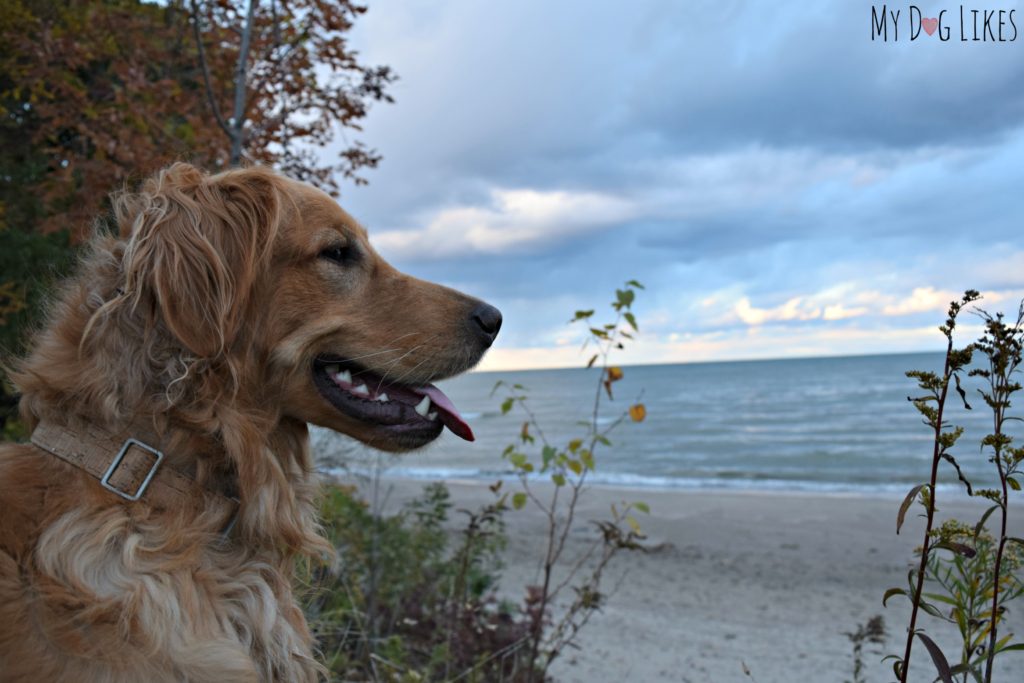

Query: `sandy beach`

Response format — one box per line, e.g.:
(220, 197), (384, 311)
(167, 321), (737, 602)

(352, 477), (1024, 683)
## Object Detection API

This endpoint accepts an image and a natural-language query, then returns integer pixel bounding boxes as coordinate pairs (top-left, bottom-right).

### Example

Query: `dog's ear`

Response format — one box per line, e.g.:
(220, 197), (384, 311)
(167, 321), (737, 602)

(117, 162), (281, 358)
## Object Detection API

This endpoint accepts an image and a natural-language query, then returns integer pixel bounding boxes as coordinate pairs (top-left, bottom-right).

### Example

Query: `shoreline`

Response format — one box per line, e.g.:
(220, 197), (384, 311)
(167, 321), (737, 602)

(333, 474), (1024, 683)
(324, 467), (994, 502)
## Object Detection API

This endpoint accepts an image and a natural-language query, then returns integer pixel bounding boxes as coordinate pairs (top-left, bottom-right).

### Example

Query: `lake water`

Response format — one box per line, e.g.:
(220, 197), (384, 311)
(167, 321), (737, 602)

(312, 352), (1022, 494)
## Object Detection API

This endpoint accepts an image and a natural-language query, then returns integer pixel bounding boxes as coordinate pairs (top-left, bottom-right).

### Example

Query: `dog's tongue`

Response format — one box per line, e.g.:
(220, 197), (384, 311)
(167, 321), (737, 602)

(415, 384), (474, 441)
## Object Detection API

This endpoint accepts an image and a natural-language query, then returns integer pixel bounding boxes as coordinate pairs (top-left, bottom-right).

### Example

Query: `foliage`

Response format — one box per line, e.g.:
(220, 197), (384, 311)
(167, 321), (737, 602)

(0, 0), (394, 437)
(969, 301), (1024, 681)
(0, 0), (393, 239)
(305, 483), (539, 682)
(304, 282), (651, 681)
(188, 0), (395, 186)
(493, 280), (649, 680)
(921, 523), (1024, 681)
(885, 292), (1024, 683)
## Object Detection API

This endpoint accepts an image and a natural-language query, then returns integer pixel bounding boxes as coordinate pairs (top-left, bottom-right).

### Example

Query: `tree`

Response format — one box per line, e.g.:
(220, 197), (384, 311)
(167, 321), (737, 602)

(189, 0), (395, 188)
(0, 0), (395, 432)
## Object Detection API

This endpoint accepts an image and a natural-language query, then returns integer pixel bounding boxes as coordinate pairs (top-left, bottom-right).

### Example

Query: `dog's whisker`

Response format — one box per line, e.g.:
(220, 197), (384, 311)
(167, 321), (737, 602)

(375, 335), (442, 389)
(335, 347), (404, 363)
(385, 353), (436, 388)
(373, 345), (427, 390)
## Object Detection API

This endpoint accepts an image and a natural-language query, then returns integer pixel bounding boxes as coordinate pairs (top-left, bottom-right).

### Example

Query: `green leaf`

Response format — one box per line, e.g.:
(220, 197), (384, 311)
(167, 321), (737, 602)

(568, 438), (583, 453)
(586, 354), (599, 368)
(634, 502), (650, 514)
(994, 633), (1014, 653)
(625, 279), (645, 290)
(501, 397), (514, 415)
(625, 515), (641, 533)
(572, 309), (594, 321)
(946, 662), (971, 677)
(919, 600), (945, 619)
(541, 445), (557, 469)
(915, 631), (954, 683)
(512, 492), (527, 510)
(995, 642), (1024, 654)
(922, 592), (959, 607)
(898, 484), (925, 534)
(975, 504), (1001, 540)
(624, 311), (638, 331)
(1009, 476), (1021, 491)
(551, 473), (566, 487)
(883, 587), (907, 606)
(580, 449), (595, 470)
(567, 459), (583, 476)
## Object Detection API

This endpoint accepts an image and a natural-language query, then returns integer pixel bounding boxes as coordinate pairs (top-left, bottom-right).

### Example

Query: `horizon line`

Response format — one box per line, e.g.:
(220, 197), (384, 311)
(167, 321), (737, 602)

(469, 347), (944, 375)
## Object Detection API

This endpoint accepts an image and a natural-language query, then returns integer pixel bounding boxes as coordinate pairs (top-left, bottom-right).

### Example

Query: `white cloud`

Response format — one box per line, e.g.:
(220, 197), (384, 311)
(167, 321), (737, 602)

(822, 304), (868, 321)
(881, 286), (959, 316)
(371, 188), (634, 260)
(734, 296), (821, 325)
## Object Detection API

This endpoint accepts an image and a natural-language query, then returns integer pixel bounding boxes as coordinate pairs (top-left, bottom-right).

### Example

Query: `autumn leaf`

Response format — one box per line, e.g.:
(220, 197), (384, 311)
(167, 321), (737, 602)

(629, 404), (647, 422)
(607, 366), (624, 382)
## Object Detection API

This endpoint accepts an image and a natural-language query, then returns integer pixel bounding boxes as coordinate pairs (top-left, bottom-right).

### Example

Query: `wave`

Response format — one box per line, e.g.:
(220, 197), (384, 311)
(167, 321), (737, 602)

(322, 464), (965, 495)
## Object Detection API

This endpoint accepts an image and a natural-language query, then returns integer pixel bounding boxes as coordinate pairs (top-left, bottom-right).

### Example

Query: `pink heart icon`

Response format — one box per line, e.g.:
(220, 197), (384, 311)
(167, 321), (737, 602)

(922, 17), (938, 35)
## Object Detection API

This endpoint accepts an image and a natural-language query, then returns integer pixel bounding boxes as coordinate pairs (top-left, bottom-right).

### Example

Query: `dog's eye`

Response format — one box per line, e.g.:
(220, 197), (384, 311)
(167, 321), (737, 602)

(319, 245), (357, 265)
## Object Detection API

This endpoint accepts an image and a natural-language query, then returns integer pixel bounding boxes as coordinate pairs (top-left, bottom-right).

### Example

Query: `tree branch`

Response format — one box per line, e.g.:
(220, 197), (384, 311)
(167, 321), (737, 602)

(188, 0), (231, 139)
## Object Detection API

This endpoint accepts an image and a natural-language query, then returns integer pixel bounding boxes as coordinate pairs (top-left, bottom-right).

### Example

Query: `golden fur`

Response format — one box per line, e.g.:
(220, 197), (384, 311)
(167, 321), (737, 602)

(0, 163), (497, 681)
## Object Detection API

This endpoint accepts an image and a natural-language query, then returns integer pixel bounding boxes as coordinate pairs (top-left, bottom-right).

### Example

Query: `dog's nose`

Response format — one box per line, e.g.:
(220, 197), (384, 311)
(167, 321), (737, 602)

(470, 303), (502, 346)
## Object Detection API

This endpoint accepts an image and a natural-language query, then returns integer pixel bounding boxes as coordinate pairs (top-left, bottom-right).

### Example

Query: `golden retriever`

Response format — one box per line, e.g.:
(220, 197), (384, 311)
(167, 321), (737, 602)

(0, 162), (500, 682)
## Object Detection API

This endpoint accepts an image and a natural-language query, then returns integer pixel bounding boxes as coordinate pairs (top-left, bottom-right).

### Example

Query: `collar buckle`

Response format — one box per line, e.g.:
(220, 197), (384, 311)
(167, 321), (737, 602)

(100, 438), (165, 501)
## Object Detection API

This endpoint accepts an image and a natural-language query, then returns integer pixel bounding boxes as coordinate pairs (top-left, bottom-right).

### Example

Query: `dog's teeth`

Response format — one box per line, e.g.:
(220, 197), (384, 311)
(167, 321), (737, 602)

(428, 411), (438, 421)
(325, 364), (340, 375)
(376, 393), (390, 403)
(414, 395), (431, 416)
(336, 369), (352, 384)
(351, 383), (369, 396)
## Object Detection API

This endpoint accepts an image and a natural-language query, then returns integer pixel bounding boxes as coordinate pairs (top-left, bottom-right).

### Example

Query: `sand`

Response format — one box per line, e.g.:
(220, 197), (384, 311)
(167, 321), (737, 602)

(345, 476), (1024, 683)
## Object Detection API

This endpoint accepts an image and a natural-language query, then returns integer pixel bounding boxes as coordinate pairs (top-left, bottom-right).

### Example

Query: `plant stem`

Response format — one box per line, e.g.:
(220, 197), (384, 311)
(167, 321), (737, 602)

(525, 317), (618, 681)
(900, 344), (954, 682)
(984, 354), (1011, 683)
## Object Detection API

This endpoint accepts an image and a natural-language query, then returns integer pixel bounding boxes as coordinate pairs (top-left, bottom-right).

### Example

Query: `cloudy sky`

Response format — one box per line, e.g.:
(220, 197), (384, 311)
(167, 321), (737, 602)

(334, 0), (1024, 371)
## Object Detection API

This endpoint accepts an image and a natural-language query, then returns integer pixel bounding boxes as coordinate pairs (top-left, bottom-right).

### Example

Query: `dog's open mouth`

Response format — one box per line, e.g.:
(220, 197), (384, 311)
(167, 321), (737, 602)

(311, 357), (474, 442)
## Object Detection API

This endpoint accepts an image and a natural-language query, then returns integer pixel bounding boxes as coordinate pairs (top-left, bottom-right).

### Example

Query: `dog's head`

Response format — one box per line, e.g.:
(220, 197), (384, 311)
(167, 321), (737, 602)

(116, 162), (499, 451)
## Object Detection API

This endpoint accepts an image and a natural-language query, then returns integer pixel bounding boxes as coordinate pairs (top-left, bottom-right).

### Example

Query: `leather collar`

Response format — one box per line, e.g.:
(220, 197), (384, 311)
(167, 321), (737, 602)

(30, 420), (239, 534)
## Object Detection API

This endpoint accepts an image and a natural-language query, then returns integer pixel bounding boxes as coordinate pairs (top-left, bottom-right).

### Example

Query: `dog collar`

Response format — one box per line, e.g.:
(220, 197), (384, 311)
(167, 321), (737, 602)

(30, 420), (239, 535)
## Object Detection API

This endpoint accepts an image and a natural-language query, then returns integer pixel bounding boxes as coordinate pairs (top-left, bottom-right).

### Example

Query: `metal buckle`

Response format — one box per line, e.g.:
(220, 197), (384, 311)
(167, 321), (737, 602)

(100, 438), (164, 501)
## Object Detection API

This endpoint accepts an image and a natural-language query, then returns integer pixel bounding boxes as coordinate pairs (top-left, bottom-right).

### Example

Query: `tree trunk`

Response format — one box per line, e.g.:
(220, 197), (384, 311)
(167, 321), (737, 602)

(229, 0), (258, 166)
